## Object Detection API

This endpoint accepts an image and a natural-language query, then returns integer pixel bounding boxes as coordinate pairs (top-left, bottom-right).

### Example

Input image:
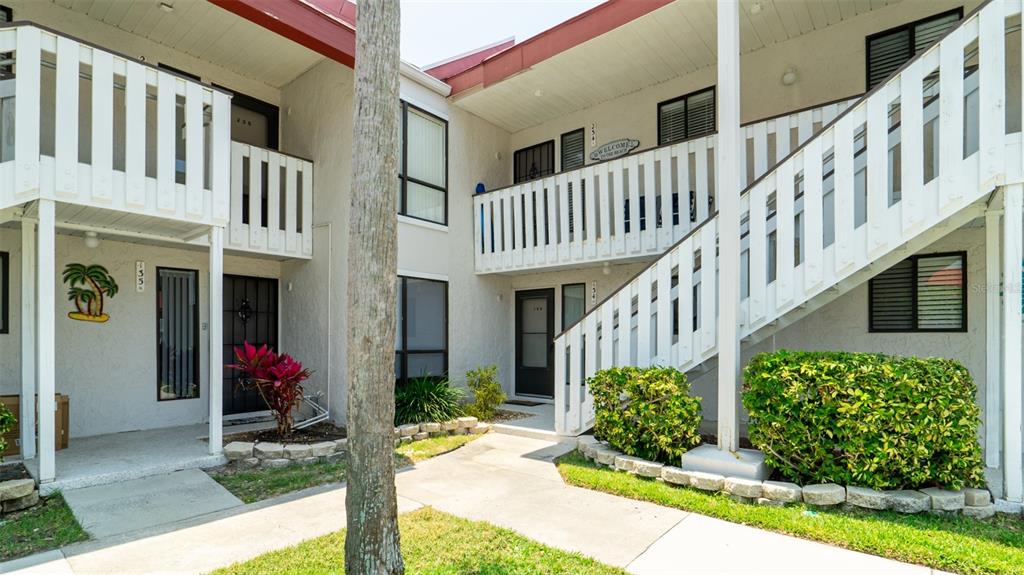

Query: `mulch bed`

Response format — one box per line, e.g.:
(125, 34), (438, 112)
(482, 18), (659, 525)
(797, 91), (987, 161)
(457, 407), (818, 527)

(224, 422), (347, 445)
(488, 409), (535, 423)
(0, 463), (30, 483)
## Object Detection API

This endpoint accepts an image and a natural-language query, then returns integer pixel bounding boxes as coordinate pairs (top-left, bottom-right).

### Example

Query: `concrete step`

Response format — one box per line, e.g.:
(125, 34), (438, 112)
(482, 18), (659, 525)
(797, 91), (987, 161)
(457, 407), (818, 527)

(490, 422), (576, 443)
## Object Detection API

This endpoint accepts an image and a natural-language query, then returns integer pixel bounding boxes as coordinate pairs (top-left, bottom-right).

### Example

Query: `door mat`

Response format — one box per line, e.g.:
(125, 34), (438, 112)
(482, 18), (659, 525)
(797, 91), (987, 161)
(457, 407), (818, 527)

(505, 399), (545, 407)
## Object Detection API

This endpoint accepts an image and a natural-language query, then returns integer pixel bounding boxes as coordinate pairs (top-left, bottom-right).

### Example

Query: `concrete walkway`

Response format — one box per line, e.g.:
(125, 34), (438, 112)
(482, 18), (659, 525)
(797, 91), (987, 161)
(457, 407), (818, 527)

(2, 433), (952, 574)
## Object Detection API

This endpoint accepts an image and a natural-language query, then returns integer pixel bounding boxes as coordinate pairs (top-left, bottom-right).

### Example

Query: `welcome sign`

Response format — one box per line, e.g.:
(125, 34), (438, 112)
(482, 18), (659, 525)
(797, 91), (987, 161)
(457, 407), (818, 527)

(589, 138), (640, 162)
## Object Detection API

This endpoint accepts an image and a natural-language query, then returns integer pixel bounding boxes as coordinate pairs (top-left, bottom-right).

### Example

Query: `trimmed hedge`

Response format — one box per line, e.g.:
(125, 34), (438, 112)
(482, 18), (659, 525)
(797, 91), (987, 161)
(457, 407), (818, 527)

(589, 366), (702, 464)
(742, 350), (985, 490)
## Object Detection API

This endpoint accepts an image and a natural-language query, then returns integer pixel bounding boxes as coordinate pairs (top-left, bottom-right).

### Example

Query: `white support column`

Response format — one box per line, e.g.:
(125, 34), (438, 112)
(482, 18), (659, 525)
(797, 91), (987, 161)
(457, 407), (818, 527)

(1003, 185), (1023, 502)
(20, 220), (36, 461)
(208, 227), (224, 455)
(37, 199), (56, 483)
(986, 208), (1002, 469)
(716, 0), (742, 453)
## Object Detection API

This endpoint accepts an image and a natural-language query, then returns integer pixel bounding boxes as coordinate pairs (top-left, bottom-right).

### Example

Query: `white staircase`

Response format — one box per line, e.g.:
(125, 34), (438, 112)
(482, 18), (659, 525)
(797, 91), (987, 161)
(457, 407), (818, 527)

(554, 0), (1023, 436)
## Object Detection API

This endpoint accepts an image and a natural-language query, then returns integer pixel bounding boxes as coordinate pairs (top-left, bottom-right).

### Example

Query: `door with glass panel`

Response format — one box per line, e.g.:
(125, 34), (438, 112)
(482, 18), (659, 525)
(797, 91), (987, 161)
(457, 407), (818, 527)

(222, 275), (279, 415)
(515, 289), (555, 398)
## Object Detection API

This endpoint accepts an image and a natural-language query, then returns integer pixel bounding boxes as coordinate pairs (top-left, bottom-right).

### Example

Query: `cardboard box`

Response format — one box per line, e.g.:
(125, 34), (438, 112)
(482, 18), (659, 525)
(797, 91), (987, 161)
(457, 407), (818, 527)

(1, 395), (70, 457)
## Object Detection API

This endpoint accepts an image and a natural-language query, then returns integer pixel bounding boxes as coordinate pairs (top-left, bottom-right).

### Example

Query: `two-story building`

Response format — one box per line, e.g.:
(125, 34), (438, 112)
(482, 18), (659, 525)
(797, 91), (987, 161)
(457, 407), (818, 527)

(1, 0), (1022, 510)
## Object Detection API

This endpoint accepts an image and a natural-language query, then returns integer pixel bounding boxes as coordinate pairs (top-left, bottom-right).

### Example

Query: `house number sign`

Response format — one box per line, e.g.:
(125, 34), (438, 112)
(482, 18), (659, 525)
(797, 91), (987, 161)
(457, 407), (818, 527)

(136, 261), (145, 293)
(589, 138), (640, 162)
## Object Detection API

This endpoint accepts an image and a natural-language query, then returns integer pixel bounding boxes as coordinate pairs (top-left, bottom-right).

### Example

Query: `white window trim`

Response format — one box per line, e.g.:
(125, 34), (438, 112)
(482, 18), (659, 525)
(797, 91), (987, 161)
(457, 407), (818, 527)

(397, 269), (449, 283)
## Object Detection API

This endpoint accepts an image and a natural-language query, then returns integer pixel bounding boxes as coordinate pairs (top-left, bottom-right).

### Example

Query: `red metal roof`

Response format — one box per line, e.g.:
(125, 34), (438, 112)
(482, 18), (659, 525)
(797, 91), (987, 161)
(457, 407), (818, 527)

(209, 0), (358, 68)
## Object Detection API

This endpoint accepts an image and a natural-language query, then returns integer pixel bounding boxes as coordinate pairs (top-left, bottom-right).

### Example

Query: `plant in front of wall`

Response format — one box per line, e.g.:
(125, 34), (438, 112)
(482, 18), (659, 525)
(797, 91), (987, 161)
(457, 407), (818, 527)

(0, 403), (14, 460)
(228, 341), (312, 437)
(62, 263), (119, 322)
(394, 376), (464, 426)
(463, 364), (505, 421)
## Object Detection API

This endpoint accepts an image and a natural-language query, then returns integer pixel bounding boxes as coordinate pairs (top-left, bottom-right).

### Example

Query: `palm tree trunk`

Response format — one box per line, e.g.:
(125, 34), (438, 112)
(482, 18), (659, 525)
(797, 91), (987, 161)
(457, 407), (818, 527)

(86, 278), (104, 316)
(344, 1), (403, 573)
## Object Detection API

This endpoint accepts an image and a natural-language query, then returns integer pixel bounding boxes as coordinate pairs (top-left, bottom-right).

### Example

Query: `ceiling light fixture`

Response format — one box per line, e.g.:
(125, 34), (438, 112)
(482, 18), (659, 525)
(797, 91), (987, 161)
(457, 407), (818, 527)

(781, 67), (798, 86)
(750, 2), (763, 15)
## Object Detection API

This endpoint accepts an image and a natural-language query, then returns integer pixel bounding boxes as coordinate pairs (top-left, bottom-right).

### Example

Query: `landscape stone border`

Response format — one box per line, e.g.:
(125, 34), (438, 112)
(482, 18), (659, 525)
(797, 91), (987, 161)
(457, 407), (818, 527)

(0, 478), (41, 516)
(576, 437), (1000, 519)
(225, 417), (490, 469)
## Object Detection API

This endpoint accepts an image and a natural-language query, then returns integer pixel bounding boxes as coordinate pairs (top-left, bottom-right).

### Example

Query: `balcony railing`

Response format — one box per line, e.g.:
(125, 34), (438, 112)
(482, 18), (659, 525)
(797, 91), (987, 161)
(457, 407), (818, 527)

(229, 142), (314, 259)
(0, 24), (231, 226)
(473, 97), (857, 274)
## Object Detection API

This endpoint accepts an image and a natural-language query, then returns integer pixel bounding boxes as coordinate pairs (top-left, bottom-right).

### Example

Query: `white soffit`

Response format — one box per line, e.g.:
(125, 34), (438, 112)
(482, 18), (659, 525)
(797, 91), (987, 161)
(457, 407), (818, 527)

(47, 0), (325, 89)
(453, 0), (905, 133)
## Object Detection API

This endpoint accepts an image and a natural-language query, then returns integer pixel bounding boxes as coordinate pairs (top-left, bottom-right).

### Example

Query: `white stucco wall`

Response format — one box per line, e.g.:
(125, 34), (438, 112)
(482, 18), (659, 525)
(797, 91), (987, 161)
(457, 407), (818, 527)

(0, 228), (281, 438)
(503, 0), (988, 180)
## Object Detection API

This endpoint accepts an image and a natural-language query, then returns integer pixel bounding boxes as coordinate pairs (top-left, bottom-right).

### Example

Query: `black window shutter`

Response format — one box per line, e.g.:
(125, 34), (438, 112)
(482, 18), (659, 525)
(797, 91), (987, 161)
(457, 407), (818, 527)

(867, 10), (961, 89)
(870, 259), (915, 331)
(561, 129), (585, 171)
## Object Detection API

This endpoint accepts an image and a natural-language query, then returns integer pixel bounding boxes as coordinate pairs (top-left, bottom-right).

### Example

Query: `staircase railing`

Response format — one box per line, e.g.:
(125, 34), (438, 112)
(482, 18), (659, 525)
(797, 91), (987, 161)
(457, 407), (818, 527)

(473, 97), (857, 273)
(554, 0), (1011, 436)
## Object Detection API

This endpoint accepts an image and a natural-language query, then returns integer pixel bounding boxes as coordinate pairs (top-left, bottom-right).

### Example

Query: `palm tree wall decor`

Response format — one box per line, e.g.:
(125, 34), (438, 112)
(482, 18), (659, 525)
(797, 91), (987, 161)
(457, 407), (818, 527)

(63, 263), (119, 322)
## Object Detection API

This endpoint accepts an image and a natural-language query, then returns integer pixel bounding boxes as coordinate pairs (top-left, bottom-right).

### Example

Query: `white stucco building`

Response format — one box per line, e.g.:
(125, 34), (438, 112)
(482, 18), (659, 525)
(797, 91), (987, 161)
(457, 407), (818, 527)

(0, 0), (1022, 509)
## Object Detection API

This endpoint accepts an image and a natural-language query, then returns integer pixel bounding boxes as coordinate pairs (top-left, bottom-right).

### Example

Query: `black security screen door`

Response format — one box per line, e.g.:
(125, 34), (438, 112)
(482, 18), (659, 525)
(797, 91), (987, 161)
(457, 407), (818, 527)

(223, 275), (279, 415)
(515, 289), (555, 398)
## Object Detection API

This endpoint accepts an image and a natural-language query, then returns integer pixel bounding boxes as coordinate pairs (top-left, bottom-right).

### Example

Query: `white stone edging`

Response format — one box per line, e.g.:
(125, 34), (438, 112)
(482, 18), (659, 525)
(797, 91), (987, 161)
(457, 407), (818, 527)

(224, 417), (490, 470)
(576, 437), (1002, 519)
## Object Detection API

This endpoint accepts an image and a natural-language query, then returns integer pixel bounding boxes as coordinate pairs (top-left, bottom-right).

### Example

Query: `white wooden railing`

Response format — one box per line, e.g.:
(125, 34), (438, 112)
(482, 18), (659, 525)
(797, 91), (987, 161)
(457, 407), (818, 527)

(229, 142), (314, 259)
(0, 24), (231, 226)
(554, 0), (1016, 435)
(473, 98), (858, 274)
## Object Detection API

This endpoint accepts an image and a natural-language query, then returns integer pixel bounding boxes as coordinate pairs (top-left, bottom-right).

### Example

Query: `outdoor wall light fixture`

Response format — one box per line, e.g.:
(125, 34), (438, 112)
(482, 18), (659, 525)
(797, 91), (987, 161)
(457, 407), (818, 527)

(781, 67), (798, 86)
(84, 231), (99, 249)
(602, 261), (611, 275)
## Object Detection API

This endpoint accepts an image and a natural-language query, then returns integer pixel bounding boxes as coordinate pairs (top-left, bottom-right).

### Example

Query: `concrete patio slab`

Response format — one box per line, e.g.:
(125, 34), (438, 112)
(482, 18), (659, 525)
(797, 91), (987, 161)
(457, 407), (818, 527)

(61, 469), (243, 538)
(25, 424), (226, 494)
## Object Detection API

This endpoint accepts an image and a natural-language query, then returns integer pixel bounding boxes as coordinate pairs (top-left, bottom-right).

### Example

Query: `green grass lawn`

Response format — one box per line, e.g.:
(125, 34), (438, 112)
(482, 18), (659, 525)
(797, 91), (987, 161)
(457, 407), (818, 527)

(214, 507), (624, 575)
(210, 434), (480, 503)
(0, 493), (88, 562)
(557, 451), (1024, 575)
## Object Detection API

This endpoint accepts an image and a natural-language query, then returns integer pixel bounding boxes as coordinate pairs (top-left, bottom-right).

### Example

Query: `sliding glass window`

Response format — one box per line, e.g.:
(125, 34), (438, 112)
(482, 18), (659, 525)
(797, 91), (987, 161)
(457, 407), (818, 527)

(399, 102), (448, 225)
(395, 276), (448, 385)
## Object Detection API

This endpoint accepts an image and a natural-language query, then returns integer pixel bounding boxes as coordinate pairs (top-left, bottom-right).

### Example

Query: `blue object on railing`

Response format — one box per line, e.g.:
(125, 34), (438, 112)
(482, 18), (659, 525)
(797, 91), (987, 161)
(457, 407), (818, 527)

(475, 183), (486, 194)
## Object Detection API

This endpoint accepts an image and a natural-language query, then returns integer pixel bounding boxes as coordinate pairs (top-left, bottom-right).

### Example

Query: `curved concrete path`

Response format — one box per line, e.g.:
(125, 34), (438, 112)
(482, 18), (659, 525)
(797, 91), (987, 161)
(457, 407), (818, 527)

(2, 433), (952, 574)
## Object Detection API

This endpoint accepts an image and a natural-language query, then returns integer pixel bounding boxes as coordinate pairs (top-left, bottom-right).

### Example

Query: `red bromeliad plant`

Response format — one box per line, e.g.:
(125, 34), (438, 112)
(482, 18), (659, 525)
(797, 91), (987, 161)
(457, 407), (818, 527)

(228, 341), (312, 436)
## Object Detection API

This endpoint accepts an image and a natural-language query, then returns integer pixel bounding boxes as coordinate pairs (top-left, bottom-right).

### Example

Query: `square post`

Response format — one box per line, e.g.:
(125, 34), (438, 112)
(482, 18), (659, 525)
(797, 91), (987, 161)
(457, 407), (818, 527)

(37, 199), (56, 483)
(208, 226), (224, 455)
(716, 0), (742, 453)
(20, 220), (36, 461)
(985, 207), (1002, 469)
(1003, 185), (1023, 502)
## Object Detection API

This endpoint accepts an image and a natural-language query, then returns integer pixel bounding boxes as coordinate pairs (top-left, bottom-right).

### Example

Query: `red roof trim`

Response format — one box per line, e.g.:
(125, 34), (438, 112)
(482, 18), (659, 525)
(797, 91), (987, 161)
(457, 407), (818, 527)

(446, 0), (674, 95)
(209, 0), (357, 69)
(424, 38), (515, 82)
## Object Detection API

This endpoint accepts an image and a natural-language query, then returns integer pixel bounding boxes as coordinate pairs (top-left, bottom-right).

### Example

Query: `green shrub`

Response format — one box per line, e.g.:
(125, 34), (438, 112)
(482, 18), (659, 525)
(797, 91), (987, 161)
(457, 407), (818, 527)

(742, 350), (985, 490)
(464, 364), (506, 420)
(395, 377), (464, 425)
(589, 366), (702, 464)
(0, 404), (14, 461)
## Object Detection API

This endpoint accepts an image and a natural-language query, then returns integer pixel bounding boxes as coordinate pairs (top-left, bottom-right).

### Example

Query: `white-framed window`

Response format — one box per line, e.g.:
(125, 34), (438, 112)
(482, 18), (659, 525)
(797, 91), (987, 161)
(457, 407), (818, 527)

(399, 102), (448, 225)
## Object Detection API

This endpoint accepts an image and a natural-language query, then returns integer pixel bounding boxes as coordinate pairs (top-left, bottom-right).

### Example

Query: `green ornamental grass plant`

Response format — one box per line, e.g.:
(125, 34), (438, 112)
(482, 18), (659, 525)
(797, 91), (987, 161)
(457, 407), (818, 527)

(589, 366), (702, 464)
(743, 350), (985, 490)
(394, 376), (464, 425)
(0, 403), (14, 460)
